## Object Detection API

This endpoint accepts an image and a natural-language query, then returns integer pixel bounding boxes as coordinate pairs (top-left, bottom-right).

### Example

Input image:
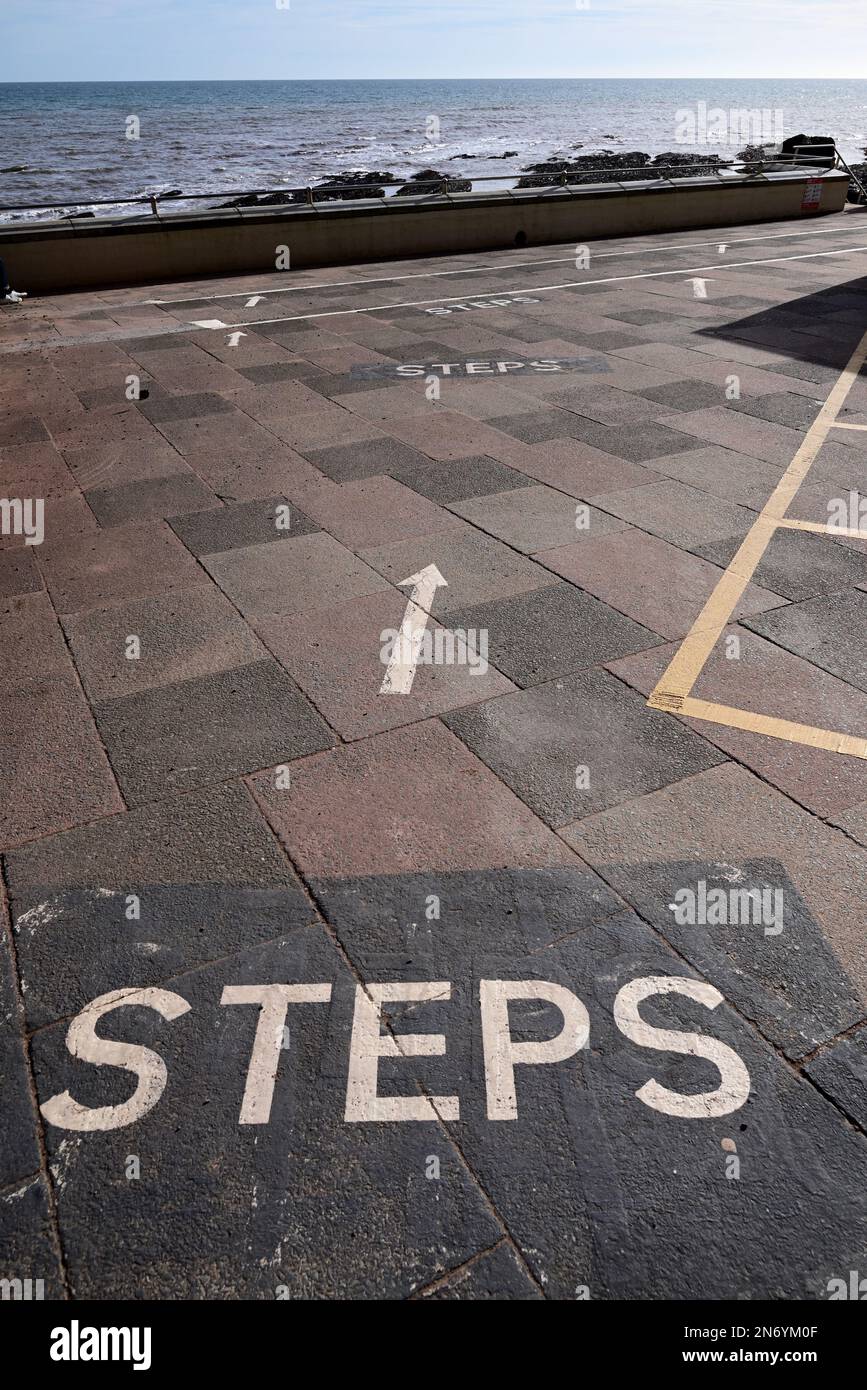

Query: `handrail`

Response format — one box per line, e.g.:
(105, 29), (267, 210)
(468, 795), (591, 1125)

(0, 155), (842, 217)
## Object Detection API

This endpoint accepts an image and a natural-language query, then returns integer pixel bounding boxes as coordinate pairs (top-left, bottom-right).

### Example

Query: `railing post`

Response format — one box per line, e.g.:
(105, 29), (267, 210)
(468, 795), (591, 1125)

(150, 195), (159, 215)
(305, 186), (314, 206)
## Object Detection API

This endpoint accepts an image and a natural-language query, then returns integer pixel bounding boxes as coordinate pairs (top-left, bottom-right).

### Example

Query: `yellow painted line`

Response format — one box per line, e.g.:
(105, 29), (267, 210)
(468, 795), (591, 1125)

(648, 327), (867, 736)
(833, 422), (867, 431)
(776, 517), (867, 539)
(675, 697), (867, 760)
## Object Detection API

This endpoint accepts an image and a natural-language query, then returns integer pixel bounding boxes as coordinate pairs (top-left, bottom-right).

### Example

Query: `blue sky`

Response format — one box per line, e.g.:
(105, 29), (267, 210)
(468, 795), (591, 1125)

(2, 0), (864, 82)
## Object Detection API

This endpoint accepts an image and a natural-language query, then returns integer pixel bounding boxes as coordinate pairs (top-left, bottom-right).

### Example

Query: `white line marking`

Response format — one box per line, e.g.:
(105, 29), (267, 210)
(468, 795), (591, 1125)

(200, 245), (867, 330)
(143, 220), (867, 307)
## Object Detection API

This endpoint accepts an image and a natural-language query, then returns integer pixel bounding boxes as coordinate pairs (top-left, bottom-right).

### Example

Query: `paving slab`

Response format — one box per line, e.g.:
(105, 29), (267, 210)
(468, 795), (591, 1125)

(419, 1243), (541, 1300)
(293, 475), (463, 550)
(204, 531), (392, 621)
(303, 435), (440, 483)
(451, 483), (620, 554)
(167, 494), (320, 557)
(257, 588), (514, 740)
(317, 884), (867, 1298)
(515, 438), (662, 499)
(0, 550), (42, 598)
(92, 658), (335, 805)
(742, 590), (867, 692)
(38, 520), (203, 616)
(84, 470), (220, 527)
(387, 454), (534, 505)
(62, 583), (266, 701)
(0, 922), (40, 1186)
(359, 528), (554, 616)
(440, 581), (663, 686)
(29, 927), (504, 1298)
(594, 478), (756, 549)
(0, 1177), (64, 1299)
(249, 719), (578, 878)
(563, 762), (867, 1044)
(609, 628), (867, 817)
(5, 782), (315, 1029)
(805, 1030), (867, 1130)
(444, 667), (723, 825)
(539, 527), (785, 639)
(695, 526), (867, 599)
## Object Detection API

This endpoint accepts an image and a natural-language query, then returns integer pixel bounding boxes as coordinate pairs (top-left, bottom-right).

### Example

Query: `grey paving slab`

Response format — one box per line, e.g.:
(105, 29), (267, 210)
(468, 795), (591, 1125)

(92, 659), (335, 805)
(444, 666), (723, 825)
(806, 1030), (867, 1131)
(168, 495), (319, 557)
(462, 410), (590, 445)
(563, 763), (867, 1055)
(730, 390), (823, 430)
(636, 379), (736, 412)
(442, 581), (663, 686)
(84, 471), (219, 528)
(204, 531), (391, 621)
(302, 436), (434, 482)
(696, 528), (867, 599)
(5, 781), (314, 1029)
(137, 390), (234, 423)
(551, 417), (711, 462)
(359, 529), (553, 616)
(388, 454), (533, 505)
(594, 478), (756, 549)
(62, 583), (266, 701)
(742, 590), (867, 693)
(0, 1176), (64, 1299)
(419, 1243), (541, 1299)
(546, 383), (663, 425)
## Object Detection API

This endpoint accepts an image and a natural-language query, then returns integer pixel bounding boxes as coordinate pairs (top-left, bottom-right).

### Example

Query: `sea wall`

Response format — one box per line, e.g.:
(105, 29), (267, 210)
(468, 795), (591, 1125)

(0, 169), (849, 295)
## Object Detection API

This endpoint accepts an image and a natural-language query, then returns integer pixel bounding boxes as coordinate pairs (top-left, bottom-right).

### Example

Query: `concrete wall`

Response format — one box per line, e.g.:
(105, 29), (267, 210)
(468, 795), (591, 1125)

(0, 170), (849, 295)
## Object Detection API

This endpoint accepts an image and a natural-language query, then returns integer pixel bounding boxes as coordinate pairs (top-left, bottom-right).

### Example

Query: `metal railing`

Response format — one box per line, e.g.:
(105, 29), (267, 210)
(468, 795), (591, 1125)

(0, 153), (851, 221)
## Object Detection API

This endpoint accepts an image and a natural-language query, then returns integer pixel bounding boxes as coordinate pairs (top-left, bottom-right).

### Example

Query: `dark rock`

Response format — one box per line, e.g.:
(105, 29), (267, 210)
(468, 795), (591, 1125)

(218, 171), (397, 210)
(395, 169), (472, 196)
(518, 149), (724, 189)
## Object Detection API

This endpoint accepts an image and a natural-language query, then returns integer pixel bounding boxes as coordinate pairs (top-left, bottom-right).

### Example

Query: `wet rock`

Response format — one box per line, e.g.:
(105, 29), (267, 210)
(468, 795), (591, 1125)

(219, 171), (397, 209)
(517, 149), (724, 189)
(395, 169), (472, 196)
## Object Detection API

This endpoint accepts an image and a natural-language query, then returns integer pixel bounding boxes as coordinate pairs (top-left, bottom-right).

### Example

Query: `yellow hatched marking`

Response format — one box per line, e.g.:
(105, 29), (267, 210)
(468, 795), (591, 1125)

(647, 328), (867, 756)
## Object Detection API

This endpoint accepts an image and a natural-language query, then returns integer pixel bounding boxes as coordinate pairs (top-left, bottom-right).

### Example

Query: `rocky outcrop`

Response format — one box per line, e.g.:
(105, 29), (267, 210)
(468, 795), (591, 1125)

(219, 171), (397, 208)
(395, 169), (472, 195)
(517, 150), (725, 188)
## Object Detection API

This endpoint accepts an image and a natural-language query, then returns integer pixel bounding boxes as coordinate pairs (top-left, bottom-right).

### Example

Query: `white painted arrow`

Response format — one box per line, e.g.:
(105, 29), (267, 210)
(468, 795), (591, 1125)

(718, 244), (727, 254)
(190, 318), (226, 329)
(686, 276), (713, 299)
(226, 331), (247, 347)
(246, 295), (265, 308)
(380, 564), (448, 695)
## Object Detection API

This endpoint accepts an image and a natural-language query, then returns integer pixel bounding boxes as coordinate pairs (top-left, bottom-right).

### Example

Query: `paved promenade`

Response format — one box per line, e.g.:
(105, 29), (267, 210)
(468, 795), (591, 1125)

(3, 207), (867, 1299)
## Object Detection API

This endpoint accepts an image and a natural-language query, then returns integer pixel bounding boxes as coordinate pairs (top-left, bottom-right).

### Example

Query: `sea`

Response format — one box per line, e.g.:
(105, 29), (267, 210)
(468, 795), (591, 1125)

(1, 78), (865, 220)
